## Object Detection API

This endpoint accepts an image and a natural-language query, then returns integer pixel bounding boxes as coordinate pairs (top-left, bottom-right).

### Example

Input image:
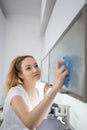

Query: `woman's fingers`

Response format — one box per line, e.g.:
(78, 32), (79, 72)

(52, 61), (69, 92)
(56, 61), (68, 75)
(55, 61), (69, 82)
(56, 61), (65, 69)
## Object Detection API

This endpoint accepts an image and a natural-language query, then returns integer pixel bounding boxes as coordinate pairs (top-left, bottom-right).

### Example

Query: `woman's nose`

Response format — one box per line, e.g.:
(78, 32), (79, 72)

(32, 67), (37, 72)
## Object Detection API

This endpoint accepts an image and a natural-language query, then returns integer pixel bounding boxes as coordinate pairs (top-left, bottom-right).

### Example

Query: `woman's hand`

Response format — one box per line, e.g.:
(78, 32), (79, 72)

(53, 61), (68, 91)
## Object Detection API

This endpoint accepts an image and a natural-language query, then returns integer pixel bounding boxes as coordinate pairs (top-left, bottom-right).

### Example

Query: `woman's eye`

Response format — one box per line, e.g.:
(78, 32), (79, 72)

(26, 67), (31, 70)
(35, 64), (38, 68)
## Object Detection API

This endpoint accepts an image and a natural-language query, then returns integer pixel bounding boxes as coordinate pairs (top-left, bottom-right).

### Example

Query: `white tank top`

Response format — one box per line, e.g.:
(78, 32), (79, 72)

(0, 81), (45, 130)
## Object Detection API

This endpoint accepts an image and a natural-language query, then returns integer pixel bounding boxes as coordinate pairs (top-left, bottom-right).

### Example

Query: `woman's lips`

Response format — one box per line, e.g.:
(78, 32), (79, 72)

(33, 74), (40, 77)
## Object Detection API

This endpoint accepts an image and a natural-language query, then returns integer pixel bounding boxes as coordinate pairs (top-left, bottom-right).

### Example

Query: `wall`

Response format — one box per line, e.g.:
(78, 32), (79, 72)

(1, 14), (42, 103)
(41, 0), (87, 130)
(0, 8), (5, 105)
(4, 15), (41, 74)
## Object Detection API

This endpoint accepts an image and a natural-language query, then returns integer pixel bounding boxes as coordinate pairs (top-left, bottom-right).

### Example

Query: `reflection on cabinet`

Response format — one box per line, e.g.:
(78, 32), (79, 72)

(41, 5), (87, 102)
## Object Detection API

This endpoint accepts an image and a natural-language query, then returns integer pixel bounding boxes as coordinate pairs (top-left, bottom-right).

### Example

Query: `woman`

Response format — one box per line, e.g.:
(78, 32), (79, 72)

(0, 55), (68, 130)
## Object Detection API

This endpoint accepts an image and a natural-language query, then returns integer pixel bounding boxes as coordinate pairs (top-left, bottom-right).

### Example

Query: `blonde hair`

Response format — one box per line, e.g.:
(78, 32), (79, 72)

(4, 55), (34, 97)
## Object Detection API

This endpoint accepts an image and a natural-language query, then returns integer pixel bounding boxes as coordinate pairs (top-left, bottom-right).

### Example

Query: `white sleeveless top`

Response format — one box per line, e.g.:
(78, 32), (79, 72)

(0, 81), (45, 130)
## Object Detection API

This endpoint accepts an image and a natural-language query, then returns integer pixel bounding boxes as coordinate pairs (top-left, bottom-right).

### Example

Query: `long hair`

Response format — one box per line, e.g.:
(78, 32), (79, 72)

(4, 55), (34, 97)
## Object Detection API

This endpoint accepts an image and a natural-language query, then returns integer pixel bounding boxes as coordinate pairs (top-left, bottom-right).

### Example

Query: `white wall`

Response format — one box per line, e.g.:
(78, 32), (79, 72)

(0, 8), (6, 105)
(0, 14), (42, 104)
(41, 0), (87, 130)
(4, 15), (42, 76)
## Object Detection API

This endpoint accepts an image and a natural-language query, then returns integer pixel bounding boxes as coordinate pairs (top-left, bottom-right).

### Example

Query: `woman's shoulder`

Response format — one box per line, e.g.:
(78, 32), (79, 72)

(9, 84), (23, 92)
(4, 85), (25, 105)
(7, 84), (25, 98)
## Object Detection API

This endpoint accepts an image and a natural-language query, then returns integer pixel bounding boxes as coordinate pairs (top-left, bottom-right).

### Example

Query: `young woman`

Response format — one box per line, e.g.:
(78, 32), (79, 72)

(0, 55), (68, 130)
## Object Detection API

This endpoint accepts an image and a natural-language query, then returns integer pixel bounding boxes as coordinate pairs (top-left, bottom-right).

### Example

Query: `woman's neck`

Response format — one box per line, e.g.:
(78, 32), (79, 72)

(22, 82), (36, 95)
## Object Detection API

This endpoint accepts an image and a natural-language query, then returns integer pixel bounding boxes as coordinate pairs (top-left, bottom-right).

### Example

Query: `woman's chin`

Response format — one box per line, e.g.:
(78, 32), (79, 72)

(34, 75), (40, 81)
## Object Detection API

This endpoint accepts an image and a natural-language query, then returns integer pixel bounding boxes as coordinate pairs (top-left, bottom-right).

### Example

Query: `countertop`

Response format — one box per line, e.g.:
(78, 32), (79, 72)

(36, 115), (74, 130)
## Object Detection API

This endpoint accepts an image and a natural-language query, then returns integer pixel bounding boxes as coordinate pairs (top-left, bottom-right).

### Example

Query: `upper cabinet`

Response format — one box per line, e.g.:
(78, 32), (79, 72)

(41, 5), (87, 102)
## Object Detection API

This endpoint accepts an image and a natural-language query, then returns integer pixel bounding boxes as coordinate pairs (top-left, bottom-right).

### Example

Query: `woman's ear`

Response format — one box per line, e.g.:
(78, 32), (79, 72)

(18, 72), (23, 79)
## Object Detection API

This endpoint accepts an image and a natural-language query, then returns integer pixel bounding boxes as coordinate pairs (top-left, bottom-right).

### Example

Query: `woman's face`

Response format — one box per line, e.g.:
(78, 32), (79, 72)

(19, 57), (41, 84)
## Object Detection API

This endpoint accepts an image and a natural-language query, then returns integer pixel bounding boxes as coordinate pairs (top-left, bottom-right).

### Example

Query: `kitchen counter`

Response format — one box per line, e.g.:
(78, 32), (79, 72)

(36, 115), (74, 130)
(0, 110), (3, 126)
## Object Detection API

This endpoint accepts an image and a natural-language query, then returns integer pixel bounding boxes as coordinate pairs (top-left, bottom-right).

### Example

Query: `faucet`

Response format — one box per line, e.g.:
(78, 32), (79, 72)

(57, 105), (70, 129)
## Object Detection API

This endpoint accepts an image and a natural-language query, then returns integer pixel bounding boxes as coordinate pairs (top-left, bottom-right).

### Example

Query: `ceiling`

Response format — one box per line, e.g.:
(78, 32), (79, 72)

(0, 0), (41, 17)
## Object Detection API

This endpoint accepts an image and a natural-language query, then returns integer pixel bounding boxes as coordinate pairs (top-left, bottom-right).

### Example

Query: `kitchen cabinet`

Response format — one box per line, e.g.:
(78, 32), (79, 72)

(41, 5), (87, 102)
